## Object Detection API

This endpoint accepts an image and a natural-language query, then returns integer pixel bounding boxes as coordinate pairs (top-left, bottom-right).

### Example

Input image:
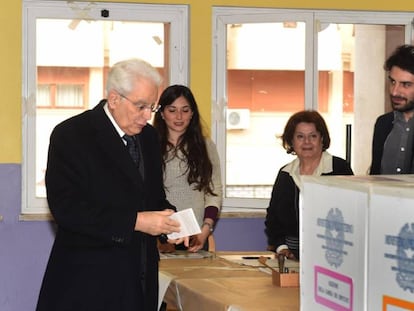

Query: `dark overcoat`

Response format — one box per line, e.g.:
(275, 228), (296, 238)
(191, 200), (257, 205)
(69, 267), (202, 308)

(36, 101), (172, 311)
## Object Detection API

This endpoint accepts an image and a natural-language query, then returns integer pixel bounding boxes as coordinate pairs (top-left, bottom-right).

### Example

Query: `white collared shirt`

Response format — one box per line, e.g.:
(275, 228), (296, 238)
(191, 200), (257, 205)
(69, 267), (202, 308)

(103, 102), (127, 144)
(282, 151), (333, 191)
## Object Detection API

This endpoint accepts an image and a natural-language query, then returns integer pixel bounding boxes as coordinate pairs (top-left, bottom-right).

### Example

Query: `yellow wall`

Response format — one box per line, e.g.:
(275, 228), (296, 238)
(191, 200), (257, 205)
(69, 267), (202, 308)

(2, 0), (413, 163)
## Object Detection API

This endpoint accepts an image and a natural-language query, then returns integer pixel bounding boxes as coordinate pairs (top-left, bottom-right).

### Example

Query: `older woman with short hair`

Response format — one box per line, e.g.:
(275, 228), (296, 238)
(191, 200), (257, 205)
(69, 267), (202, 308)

(265, 110), (353, 260)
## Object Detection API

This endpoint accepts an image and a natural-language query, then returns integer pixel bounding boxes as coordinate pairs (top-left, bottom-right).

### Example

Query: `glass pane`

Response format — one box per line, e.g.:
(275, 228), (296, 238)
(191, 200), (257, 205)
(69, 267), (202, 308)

(36, 85), (51, 106)
(317, 23), (406, 175)
(56, 84), (84, 108)
(226, 22), (305, 199)
(225, 20), (407, 201)
(35, 18), (168, 197)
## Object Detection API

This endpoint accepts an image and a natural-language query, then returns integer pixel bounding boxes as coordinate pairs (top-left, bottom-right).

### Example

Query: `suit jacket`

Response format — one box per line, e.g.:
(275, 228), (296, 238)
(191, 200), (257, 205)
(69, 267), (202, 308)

(369, 112), (394, 175)
(36, 101), (173, 311)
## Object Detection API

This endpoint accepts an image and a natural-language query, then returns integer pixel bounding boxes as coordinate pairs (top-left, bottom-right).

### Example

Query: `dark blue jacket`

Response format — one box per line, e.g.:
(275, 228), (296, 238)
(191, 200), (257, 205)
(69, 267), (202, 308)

(369, 112), (394, 175)
(37, 101), (173, 311)
(265, 156), (353, 259)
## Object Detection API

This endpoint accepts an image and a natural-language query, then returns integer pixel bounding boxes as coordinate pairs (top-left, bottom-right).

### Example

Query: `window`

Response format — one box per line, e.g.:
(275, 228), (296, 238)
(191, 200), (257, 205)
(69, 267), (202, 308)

(37, 67), (89, 109)
(22, 0), (188, 214)
(212, 7), (413, 210)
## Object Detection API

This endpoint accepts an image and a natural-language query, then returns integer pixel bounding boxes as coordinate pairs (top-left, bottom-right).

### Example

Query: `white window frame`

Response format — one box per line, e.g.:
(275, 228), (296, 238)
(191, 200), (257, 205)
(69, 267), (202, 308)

(212, 7), (414, 211)
(22, 0), (189, 214)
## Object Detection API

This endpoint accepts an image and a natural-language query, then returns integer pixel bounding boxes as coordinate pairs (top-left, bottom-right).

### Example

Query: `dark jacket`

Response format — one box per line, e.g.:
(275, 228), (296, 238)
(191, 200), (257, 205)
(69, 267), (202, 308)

(264, 156), (353, 257)
(369, 112), (394, 175)
(36, 101), (173, 311)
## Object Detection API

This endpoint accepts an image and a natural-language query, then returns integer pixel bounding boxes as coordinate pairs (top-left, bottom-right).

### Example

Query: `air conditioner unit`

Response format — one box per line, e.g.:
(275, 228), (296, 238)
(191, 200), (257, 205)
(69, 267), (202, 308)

(226, 109), (250, 130)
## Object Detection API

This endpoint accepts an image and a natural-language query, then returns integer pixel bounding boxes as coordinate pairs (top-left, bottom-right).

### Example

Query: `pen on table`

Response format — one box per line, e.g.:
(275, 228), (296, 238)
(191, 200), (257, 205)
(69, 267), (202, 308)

(242, 256), (271, 260)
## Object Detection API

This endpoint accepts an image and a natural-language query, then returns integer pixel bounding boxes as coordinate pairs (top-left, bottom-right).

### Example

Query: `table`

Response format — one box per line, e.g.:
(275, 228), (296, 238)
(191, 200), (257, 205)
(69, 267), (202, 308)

(159, 251), (300, 311)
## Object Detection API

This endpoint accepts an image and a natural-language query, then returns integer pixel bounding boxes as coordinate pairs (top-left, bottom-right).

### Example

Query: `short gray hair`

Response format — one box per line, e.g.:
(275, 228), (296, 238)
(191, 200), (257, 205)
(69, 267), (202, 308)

(106, 58), (163, 95)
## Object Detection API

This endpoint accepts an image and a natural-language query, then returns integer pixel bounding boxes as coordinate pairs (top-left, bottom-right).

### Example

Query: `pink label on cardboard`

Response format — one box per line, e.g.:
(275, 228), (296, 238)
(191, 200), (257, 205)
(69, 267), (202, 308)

(314, 265), (353, 311)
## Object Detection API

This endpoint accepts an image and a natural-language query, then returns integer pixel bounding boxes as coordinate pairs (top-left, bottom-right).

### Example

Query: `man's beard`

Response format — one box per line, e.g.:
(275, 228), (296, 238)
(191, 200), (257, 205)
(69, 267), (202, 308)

(391, 96), (414, 113)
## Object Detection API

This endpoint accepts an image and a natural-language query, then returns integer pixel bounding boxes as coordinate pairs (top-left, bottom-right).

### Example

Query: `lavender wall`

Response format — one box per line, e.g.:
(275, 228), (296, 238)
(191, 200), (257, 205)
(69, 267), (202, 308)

(215, 217), (267, 251)
(0, 164), (54, 311)
(0, 164), (267, 311)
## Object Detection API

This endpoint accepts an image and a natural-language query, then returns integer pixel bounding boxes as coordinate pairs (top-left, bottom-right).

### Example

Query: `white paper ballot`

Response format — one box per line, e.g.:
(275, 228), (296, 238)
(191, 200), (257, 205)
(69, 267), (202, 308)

(167, 208), (201, 239)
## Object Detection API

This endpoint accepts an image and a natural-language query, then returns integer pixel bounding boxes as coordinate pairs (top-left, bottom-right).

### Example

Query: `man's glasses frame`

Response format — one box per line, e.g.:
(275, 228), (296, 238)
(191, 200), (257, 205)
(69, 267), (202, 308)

(119, 93), (160, 113)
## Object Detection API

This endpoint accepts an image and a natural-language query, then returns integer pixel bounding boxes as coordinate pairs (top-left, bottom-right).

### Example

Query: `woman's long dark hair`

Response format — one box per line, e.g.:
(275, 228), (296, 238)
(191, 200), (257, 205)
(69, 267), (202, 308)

(153, 85), (216, 195)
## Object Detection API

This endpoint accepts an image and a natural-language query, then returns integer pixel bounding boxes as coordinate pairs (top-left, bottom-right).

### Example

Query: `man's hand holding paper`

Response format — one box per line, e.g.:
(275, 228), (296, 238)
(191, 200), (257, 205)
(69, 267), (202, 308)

(167, 208), (202, 240)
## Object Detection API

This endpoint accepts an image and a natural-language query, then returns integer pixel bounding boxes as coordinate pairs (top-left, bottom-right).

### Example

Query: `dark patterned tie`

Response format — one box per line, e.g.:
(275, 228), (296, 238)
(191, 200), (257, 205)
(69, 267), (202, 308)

(123, 134), (144, 178)
(123, 134), (139, 165)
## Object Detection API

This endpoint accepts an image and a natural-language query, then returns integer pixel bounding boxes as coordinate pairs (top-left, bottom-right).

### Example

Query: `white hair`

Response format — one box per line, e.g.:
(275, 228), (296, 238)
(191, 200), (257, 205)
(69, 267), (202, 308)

(106, 58), (163, 95)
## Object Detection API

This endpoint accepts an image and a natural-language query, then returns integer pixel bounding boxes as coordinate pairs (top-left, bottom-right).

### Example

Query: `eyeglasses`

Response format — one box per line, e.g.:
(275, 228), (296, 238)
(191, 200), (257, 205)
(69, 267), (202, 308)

(119, 93), (160, 113)
(293, 132), (321, 142)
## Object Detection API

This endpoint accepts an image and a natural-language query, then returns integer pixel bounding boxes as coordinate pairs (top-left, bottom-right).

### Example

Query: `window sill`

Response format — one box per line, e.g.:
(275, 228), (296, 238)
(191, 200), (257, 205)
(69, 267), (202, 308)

(221, 209), (266, 218)
(19, 209), (266, 221)
(19, 213), (54, 221)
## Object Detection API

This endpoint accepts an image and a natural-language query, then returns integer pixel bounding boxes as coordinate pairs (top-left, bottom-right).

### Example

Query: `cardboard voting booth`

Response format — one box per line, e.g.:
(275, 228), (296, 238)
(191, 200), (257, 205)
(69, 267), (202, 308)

(368, 182), (414, 310)
(301, 176), (370, 311)
(300, 175), (414, 311)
